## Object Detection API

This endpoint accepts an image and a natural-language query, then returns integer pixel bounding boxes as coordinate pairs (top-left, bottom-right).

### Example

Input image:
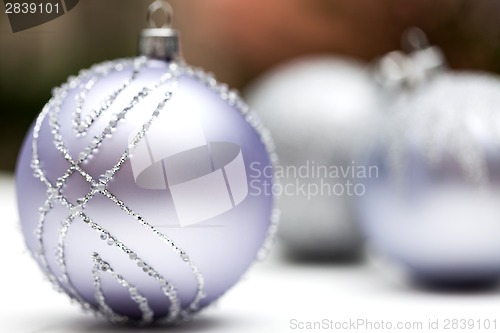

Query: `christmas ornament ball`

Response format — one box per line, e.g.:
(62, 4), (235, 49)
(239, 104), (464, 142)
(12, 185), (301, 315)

(358, 71), (500, 284)
(16, 57), (276, 324)
(246, 57), (381, 259)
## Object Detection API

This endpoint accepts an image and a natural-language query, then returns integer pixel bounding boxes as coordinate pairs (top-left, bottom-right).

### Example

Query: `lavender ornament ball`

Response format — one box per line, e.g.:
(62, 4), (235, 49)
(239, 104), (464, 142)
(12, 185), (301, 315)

(359, 45), (500, 284)
(16, 37), (277, 324)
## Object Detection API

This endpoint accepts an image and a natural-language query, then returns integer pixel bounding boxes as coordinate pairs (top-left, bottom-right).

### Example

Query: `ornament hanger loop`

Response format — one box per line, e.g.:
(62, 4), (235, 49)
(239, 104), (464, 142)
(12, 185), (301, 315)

(147, 0), (173, 29)
(140, 0), (179, 61)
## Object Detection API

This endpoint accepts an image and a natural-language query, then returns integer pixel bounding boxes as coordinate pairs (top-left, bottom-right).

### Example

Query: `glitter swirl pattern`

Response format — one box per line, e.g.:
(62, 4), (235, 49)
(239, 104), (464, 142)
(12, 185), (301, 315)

(27, 57), (279, 325)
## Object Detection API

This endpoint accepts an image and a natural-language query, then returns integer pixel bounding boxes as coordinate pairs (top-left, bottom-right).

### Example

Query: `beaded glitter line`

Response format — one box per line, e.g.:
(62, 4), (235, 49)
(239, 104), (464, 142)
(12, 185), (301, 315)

(32, 59), (189, 323)
(29, 57), (279, 325)
(73, 58), (147, 135)
(91, 253), (154, 324)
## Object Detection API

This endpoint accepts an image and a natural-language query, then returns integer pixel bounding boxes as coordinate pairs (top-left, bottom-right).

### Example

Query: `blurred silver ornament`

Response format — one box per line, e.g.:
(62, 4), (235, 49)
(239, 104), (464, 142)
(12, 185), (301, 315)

(246, 57), (381, 259)
(360, 28), (500, 284)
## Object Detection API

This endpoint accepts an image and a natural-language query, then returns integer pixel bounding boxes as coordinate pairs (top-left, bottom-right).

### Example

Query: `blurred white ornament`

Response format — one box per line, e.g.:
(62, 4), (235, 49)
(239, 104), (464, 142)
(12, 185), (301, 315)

(246, 57), (381, 259)
(360, 29), (500, 284)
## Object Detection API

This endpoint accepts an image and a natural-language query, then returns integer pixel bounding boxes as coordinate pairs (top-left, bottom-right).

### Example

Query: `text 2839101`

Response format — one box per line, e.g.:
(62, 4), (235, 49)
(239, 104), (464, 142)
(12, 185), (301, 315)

(5, 2), (60, 14)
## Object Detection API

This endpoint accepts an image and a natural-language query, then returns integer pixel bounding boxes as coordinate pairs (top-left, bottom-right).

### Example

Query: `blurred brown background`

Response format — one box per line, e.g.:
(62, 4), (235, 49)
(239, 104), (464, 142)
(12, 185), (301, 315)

(1, 0), (500, 171)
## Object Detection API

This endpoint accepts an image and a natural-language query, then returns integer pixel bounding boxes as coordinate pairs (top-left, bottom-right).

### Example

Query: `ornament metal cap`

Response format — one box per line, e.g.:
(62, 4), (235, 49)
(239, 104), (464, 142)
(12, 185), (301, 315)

(139, 1), (180, 61)
(374, 27), (445, 90)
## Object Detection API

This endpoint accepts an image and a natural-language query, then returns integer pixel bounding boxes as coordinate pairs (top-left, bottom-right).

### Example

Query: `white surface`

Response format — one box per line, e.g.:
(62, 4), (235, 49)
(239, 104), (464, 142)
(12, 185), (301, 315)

(1, 172), (500, 333)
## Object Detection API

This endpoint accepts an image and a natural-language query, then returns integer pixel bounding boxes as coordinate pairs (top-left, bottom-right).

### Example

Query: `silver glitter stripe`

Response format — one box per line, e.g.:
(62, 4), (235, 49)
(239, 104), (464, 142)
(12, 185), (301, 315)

(100, 189), (206, 314)
(91, 253), (154, 324)
(73, 59), (147, 135)
(56, 213), (90, 305)
(257, 208), (280, 261)
(80, 212), (180, 323)
(91, 254), (128, 324)
(71, 62), (115, 134)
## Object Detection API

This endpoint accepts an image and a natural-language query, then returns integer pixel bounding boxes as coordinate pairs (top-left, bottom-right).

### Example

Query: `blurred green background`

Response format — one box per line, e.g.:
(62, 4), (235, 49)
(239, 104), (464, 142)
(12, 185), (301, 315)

(1, 0), (500, 171)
